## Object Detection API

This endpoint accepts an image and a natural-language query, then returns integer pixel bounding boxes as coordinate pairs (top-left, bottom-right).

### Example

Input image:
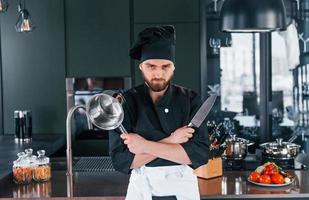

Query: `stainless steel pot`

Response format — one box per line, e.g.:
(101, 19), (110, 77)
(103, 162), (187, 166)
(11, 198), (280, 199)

(222, 135), (254, 160)
(259, 138), (301, 159)
(86, 93), (127, 133)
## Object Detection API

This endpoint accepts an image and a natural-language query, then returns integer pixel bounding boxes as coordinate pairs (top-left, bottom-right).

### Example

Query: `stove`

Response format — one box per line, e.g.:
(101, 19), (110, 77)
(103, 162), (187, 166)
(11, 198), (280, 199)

(223, 154), (308, 171)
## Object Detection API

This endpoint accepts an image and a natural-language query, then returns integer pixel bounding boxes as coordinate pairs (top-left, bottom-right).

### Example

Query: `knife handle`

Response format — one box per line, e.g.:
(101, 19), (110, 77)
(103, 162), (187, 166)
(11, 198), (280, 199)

(187, 123), (195, 128)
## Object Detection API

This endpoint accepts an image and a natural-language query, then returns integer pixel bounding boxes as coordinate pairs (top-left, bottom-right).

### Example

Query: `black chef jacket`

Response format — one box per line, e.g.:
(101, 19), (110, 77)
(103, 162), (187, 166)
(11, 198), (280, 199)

(109, 83), (210, 174)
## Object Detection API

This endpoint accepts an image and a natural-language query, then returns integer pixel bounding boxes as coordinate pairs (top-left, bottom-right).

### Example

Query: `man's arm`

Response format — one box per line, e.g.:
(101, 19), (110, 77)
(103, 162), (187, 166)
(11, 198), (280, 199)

(130, 137), (169, 169)
(144, 142), (192, 164)
(123, 126), (195, 169)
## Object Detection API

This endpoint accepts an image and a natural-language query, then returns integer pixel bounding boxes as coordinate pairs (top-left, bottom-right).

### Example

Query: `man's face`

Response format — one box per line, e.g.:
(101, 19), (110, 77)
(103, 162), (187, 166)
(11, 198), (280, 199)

(139, 59), (175, 92)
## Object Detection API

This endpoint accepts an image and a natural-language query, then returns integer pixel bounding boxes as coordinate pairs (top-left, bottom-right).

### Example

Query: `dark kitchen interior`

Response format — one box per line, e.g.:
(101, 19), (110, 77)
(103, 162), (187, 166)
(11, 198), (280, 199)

(1, 0), (309, 199)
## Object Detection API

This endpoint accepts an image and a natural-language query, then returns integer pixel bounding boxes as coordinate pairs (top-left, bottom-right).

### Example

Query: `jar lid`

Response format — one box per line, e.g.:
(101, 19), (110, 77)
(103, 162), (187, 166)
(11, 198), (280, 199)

(35, 150), (50, 165)
(24, 148), (37, 166)
(13, 152), (26, 167)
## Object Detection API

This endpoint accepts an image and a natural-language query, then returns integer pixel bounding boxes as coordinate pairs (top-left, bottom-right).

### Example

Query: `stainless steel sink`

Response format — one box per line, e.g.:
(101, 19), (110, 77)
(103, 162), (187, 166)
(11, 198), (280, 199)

(50, 156), (115, 172)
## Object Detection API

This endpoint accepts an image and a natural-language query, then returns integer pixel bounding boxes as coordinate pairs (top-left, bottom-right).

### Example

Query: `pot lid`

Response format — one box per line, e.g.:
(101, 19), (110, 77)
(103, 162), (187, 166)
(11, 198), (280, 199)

(226, 134), (253, 145)
(259, 138), (301, 153)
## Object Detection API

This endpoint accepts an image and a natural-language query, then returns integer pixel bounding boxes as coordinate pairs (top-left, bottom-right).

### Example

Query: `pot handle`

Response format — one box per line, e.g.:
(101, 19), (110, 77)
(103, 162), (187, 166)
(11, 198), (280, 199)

(118, 124), (128, 134)
(247, 141), (254, 146)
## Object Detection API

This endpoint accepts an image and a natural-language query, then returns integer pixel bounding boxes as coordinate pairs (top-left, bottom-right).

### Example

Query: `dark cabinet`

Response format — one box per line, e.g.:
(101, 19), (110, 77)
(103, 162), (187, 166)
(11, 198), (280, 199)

(65, 0), (131, 77)
(134, 0), (199, 23)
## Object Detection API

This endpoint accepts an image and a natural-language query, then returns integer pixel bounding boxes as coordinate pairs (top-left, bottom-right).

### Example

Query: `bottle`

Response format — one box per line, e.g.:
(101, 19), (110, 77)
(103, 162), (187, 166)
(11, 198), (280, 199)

(33, 150), (51, 182)
(19, 111), (25, 142)
(14, 111), (21, 142)
(23, 110), (32, 142)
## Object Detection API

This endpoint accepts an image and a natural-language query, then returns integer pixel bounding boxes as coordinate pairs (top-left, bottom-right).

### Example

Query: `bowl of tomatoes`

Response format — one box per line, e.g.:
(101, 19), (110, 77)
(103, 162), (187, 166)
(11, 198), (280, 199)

(247, 162), (294, 187)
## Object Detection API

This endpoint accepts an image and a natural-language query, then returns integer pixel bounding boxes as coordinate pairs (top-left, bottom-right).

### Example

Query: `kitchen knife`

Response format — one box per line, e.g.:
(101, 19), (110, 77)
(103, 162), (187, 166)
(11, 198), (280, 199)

(188, 95), (217, 128)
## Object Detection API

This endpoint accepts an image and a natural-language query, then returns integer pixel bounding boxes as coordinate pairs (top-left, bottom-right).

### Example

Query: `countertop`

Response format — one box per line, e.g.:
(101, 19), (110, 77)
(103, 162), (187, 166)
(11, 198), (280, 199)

(1, 168), (309, 199)
(1, 135), (309, 199)
(0, 134), (66, 179)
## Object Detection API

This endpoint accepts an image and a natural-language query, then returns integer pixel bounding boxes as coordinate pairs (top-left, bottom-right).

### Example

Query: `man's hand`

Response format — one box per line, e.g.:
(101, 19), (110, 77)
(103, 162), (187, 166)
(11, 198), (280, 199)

(121, 133), (149, 154)
(166, 126), (195, 144)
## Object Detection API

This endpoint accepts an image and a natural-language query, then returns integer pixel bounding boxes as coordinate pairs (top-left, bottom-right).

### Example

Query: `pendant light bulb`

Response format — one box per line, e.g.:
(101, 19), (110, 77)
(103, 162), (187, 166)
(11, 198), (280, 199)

(15, 3), (35, 33)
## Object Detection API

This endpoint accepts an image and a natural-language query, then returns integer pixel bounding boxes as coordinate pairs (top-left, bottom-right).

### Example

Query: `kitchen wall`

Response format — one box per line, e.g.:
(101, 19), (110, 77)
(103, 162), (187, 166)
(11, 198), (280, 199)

(0, 0), (66, 135)
(0, 0), (203, 135)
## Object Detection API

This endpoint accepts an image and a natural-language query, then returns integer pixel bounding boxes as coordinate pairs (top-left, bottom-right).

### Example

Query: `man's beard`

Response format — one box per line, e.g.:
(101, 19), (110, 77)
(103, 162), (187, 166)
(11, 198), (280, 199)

(143, 74), (173, 92)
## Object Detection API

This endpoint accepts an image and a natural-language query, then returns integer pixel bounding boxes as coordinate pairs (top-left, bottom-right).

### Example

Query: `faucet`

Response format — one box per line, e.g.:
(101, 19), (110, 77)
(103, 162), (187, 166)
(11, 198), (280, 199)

(66, 105), (93, 197)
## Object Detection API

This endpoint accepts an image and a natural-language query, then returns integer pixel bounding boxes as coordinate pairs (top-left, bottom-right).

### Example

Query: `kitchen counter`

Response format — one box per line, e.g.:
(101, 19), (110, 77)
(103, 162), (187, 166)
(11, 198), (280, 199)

(0, 137), (308, 199)
(1, 168), (309, 199)
(0, 134), (66, 180)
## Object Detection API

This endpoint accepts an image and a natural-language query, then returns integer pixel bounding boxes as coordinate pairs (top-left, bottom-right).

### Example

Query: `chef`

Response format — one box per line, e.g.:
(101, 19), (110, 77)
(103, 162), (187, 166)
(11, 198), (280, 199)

(109, 25), (210, 200)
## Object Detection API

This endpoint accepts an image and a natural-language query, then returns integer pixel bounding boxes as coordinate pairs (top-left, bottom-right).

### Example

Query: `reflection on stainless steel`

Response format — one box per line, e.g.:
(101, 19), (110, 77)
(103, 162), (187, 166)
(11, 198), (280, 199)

(221, 176), (227, 195)
(13, 181), (51, 198)
(235, 177), (243, 195)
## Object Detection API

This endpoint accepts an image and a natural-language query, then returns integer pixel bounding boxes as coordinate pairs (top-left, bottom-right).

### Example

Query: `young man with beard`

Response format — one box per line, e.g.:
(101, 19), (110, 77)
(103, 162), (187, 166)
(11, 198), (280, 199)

(109, 25), (210, 200)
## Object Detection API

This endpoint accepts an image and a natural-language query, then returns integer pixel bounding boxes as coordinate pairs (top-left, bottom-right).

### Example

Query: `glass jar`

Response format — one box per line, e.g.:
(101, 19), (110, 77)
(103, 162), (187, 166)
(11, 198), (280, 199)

(33, 150), (51, 182)
(12, 152), (33, 184)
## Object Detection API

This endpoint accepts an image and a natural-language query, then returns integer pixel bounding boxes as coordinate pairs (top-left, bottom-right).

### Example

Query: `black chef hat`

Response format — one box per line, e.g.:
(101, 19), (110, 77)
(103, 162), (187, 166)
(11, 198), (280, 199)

(129, 25), (176, 63)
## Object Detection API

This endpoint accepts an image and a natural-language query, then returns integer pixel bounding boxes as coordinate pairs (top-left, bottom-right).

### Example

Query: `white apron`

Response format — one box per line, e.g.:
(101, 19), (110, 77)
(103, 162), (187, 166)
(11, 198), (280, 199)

(125, 165), (200, 200)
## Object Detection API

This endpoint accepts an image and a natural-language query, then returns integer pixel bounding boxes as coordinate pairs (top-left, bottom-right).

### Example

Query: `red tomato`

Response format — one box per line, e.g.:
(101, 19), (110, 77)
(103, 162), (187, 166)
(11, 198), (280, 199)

(271, 172), (279, 176)
(263, 165), (278, 175)
(16, 168), (22, 175)
(249, 172), (261, 182)
(266, 163), (275, 170)
(262, 168), (271, 175)
(271, 173), (284, 184)
(259, 175), (271, 184)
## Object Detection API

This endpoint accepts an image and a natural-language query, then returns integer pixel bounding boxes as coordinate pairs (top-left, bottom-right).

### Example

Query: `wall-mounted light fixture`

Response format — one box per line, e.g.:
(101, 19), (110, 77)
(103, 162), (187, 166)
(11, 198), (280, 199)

(0, 0), (8, 13)
(15, 1), (35, 33)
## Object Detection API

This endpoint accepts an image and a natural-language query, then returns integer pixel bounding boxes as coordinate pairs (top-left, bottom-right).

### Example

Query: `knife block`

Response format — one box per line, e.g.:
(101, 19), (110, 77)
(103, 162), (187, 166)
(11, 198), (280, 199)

(194, 157), (222, 179)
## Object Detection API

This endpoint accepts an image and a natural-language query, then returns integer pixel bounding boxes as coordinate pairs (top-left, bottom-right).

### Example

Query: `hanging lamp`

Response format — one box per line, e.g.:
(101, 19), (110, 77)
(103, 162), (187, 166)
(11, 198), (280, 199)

(220, 0), (287, 32)
(15, 1), (35, 33)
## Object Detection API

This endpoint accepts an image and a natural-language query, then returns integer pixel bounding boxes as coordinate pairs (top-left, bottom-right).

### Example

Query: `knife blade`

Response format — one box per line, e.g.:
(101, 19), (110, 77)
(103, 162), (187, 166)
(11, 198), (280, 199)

(188, 95), (217, 128)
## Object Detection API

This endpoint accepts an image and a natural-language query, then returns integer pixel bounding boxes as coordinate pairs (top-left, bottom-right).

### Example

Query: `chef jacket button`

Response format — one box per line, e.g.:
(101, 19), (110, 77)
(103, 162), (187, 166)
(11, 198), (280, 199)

(164, 108), (169, 113)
